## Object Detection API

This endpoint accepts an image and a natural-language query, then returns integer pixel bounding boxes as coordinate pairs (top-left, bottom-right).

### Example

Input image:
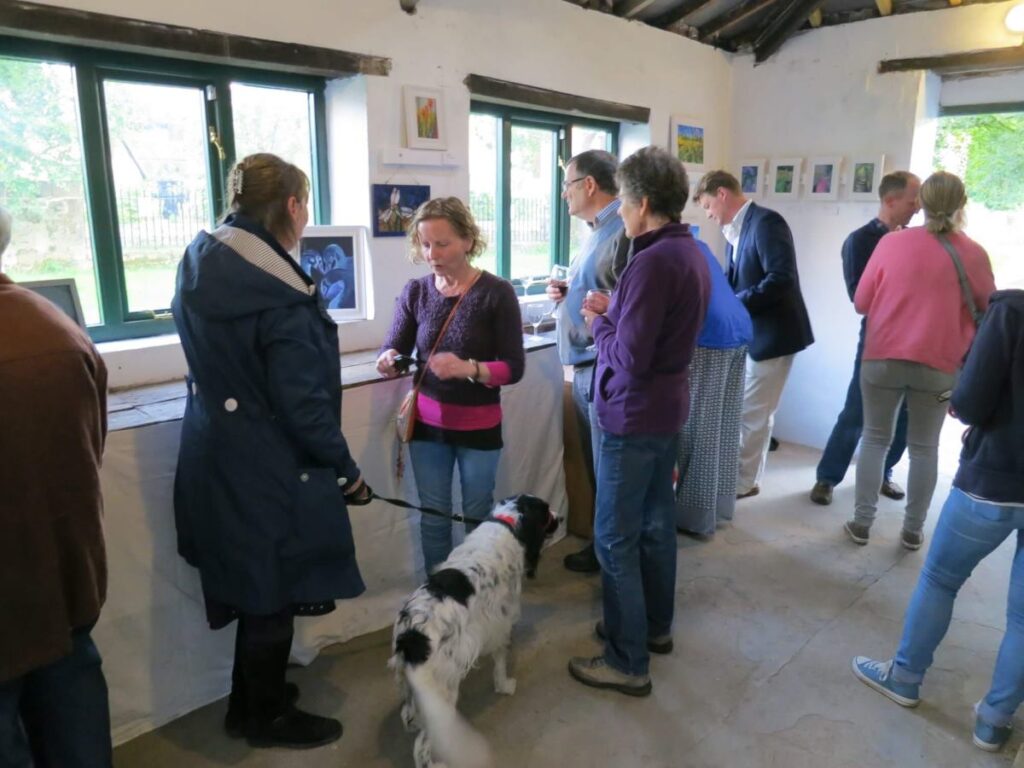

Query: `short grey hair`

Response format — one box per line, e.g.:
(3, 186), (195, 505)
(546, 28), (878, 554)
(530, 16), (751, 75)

(0, 206), (11, 263)
(616, 146), (689, 222)
(568, 149), (619, 195)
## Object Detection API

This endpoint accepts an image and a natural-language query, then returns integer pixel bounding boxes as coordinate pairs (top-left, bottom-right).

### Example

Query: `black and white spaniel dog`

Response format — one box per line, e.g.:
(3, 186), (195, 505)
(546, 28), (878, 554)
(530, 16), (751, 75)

(389, 494), (558, 768)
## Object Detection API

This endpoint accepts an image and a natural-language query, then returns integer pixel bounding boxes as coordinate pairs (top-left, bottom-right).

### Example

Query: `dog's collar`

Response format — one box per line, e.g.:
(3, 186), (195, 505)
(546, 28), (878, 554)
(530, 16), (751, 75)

(488, 513), (518, 534)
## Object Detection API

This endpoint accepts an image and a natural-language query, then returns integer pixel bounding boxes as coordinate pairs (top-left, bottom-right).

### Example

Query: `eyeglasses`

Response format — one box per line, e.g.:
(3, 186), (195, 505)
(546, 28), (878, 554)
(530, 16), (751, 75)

(561, 177), (587, 192)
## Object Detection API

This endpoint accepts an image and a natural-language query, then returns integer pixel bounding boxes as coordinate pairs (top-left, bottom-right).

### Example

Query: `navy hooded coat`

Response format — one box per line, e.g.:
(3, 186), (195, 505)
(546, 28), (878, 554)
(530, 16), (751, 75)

(171, 216), (365, 618)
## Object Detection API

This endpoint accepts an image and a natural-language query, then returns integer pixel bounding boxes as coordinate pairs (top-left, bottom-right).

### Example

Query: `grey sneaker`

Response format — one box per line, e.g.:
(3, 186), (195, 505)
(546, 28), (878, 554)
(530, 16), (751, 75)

(844, 520), (870, 545)
(810, 481), (834, 505)
(568, 656), (651, 697)
(900, 529), (924, 551)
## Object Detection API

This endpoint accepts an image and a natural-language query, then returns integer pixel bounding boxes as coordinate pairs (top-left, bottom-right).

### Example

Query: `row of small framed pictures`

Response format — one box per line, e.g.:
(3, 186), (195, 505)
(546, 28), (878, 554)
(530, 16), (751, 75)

(738, 156), (886, 201)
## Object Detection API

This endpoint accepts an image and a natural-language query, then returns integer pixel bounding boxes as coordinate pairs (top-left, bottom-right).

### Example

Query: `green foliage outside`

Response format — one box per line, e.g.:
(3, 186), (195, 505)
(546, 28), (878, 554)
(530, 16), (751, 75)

(934, 113), (1024, 211)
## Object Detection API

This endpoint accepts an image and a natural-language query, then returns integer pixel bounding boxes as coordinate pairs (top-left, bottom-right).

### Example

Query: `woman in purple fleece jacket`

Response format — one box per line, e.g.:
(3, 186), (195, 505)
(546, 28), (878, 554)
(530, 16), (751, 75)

(568, 146), (711, 696)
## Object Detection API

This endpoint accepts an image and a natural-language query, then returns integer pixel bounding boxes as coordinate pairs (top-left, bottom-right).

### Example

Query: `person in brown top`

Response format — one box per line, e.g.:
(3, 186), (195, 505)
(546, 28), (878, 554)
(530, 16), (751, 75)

(0, 206), (113, 766)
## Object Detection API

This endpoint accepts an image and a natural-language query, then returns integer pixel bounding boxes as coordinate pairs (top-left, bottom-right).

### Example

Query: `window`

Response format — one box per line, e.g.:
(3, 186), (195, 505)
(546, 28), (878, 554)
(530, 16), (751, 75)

(0, 38), (329, 341)
(468, 102), (616, 288)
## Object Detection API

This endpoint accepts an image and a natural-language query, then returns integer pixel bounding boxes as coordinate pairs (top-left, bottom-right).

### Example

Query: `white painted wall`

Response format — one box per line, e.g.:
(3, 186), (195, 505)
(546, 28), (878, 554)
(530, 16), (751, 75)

(728, 0), (1022, 449)
(30, 0), (731, 385)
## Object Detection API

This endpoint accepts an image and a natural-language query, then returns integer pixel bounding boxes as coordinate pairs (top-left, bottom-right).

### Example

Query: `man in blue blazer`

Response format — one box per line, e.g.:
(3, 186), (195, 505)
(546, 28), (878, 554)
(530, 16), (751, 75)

(695, 171), (814, 497)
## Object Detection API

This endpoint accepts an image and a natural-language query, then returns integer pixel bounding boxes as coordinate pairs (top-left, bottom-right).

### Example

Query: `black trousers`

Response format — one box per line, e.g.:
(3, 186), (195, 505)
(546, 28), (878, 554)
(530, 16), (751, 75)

(231, 610), (295, 722)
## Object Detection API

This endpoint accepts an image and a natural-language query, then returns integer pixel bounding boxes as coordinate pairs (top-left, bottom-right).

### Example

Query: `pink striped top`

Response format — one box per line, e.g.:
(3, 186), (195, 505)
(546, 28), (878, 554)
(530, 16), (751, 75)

(416, 361), (512, 430)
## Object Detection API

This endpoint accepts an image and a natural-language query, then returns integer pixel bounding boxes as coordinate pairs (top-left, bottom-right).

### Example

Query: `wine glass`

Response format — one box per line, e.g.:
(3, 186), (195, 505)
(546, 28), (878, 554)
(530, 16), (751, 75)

(523, 300), (554, 341)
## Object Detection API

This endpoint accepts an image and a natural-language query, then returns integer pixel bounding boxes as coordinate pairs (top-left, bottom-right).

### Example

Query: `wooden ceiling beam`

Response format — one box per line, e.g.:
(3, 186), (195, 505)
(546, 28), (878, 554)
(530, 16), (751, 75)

(613, 0), (660, 17)
(753, 0), (826, 63)
(879, 45), (1024, 74)
(699, 0), (782, 42)
(650, 0), (718, 29)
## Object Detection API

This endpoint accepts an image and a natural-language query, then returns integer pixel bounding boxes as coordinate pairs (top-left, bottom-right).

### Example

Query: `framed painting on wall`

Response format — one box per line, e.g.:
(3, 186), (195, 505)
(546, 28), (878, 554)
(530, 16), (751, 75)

(769, 158), (802, 200)
(849, 155), (886, 201)
(403, 86), (446, 150)
(371, 183), (431, 237)
(669, 116), (705, 173)
(808, 156), (842, 201)
(298, 225), (366, 321)
(738, 158), (767, 198)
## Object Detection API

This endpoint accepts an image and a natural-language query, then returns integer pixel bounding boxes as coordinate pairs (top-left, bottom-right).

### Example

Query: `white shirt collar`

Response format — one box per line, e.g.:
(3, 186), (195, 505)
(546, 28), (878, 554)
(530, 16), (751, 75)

(722, 199), (753, 249)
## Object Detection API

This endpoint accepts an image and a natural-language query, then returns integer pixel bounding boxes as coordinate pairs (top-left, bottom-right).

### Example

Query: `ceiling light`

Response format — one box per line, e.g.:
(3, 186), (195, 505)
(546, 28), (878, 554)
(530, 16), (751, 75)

(1006, 2), (1024, 33)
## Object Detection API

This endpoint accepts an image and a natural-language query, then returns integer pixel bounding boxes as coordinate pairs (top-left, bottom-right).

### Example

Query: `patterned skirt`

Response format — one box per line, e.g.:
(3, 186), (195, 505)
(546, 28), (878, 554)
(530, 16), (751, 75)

(675, 345), (748, 536)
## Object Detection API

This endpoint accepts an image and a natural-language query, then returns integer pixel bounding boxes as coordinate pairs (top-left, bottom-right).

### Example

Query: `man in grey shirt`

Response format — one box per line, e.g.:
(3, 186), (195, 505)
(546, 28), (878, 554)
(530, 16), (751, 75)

(547, 150), (629, 573)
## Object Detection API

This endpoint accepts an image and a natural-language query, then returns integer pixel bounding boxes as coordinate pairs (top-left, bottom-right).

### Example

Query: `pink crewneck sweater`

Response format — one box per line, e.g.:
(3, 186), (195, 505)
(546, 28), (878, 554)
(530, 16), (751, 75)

(854, 227), (996, 374)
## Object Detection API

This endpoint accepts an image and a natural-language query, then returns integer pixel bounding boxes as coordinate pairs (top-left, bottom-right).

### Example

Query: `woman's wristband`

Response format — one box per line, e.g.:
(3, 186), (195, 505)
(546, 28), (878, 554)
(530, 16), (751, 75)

(466, 358), (481, 383)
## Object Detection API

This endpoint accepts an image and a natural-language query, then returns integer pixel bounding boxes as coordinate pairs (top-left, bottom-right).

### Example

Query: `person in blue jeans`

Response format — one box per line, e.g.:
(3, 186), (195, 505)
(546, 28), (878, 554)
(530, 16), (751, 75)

(852, 288), (1024, 752)
(567, 147), (710, 696)
(811, 172), (920, 506)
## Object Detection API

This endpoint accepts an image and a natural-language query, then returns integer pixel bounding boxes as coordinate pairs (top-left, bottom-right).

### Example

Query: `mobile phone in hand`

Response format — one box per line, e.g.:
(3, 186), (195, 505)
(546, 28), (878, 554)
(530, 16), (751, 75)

(393, 354), (415, 373)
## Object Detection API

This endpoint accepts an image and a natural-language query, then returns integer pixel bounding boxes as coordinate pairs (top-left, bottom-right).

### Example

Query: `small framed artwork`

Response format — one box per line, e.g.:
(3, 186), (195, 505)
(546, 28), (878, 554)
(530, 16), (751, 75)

(738, 159), (767, 198)
(403, 86), (446, 150)
(849, 155), (886, 201)
(669, 116), (705, 173)
(769, 158), (802, 200)
(808, 156), (842, 201)
(298, 226), (366, 321)
(371, 184), (431, 238)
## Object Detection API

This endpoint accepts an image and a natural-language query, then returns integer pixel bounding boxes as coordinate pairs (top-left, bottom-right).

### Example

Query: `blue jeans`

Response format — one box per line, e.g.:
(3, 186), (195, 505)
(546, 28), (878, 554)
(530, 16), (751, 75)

(0, 624), (113, 767)
(594, 431), (679, 677)
(409, 439), (502, 574)
(817, 321), (908, 485)
(892, 488), (1024, 727)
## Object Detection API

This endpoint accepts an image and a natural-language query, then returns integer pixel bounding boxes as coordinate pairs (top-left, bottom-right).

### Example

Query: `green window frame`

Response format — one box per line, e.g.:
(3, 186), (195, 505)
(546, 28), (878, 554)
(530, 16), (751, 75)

(0, 36), (330, 342)
(469, 101), (618, 280)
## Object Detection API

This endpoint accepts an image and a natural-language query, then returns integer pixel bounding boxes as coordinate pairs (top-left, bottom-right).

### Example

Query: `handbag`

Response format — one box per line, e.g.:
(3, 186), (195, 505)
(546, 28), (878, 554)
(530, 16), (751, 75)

(935, 234), (984, 328)
(395, 271), (482, 443)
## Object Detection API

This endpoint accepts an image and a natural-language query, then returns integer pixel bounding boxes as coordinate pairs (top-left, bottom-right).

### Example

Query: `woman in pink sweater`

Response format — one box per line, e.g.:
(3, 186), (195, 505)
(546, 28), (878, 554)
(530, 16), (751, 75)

(846, 172), (995, 550)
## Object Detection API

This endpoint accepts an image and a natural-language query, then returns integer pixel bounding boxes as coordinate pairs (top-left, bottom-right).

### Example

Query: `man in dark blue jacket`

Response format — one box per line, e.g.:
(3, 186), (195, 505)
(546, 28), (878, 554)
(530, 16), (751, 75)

(811, 172), (920, 506)
(695, 171), (814, 497)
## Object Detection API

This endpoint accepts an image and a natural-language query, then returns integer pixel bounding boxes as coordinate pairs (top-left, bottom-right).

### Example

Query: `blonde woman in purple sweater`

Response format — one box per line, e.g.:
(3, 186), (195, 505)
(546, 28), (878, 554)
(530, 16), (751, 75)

(377, 198), (525, 573)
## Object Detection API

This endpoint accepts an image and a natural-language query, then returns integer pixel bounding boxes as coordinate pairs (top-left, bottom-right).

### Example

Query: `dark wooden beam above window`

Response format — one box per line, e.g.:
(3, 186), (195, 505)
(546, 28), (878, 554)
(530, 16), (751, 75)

(879, 45), (1024, 76)
(464, 74), (650, 124)
(0, 0), (390, 78)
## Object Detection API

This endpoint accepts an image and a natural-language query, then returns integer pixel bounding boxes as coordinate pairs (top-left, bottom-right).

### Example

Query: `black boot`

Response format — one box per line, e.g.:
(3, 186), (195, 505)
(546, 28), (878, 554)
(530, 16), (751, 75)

(236, 612), (342, 749)
(563, 542), (600, 573)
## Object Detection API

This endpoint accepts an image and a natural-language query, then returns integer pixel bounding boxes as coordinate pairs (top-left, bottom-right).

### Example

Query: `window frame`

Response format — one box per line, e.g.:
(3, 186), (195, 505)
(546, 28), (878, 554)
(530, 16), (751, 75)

(469, 100), (618, 280)
(0, 36), (330, 342)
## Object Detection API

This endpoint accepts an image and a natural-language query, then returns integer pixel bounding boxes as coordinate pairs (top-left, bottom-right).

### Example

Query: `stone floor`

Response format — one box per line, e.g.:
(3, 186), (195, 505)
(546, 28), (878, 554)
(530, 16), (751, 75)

(114, 442), (1021, 767)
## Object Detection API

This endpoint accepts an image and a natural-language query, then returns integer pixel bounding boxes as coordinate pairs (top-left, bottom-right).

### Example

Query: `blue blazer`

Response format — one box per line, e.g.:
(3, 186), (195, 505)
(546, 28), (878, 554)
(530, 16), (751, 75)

(726, 202), (814, 361)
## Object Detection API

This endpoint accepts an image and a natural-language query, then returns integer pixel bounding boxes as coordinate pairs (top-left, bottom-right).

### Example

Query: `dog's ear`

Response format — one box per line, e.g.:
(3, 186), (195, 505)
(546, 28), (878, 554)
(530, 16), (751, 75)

(514, 495), (552, 578)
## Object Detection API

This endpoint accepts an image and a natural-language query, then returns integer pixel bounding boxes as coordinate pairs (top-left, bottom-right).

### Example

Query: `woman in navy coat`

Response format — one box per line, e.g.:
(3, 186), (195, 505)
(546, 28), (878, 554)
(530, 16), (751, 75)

(172, 153), (371, 749)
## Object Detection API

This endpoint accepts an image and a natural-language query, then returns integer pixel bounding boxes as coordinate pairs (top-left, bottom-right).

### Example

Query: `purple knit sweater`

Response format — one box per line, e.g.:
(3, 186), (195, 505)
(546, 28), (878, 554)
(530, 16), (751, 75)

(382, 271), (525, 406)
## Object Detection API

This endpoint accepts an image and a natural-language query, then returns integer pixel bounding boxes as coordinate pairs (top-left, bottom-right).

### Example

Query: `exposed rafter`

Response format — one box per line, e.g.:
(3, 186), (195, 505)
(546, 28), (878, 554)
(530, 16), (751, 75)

(700, 0), (782, 42)
(879, 45), (1024, 75)
(649, 0), (718, 29)
(613, 0), (660, 16)
(753, 0), (826, 63)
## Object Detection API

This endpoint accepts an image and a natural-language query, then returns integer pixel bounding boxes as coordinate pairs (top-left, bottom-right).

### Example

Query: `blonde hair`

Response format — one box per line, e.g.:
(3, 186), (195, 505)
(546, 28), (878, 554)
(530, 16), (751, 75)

(920, 171), (967, 235)
(407, 197), (486, 264)
(223, 153), (309, 244)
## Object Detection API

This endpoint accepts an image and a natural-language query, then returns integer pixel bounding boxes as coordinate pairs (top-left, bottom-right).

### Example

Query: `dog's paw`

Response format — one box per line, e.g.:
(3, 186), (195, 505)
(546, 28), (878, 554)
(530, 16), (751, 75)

(495, 677), (517, 695)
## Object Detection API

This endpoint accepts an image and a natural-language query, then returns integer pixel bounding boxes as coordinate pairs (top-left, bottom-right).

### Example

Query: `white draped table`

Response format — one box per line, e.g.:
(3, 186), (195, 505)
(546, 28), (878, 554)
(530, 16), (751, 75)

(96, 340), (567, 744)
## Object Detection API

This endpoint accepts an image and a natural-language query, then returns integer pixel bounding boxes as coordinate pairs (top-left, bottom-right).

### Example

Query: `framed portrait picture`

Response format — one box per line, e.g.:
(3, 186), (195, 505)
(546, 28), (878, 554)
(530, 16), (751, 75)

(403, 86), (446, 150)
(371, 183), (430, 237)
(669, 116), (705, 173)
(298, 226), (366, 322)
(738, 158), (767, 199)
(808, 156), (842, 201)
(849, 155), (886, 201)
(769, 158), (802, 200)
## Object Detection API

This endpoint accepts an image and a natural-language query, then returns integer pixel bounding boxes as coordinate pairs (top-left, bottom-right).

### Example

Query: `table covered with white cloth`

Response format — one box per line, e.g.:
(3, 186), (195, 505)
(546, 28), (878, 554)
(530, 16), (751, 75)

(95, 340), (567, 744)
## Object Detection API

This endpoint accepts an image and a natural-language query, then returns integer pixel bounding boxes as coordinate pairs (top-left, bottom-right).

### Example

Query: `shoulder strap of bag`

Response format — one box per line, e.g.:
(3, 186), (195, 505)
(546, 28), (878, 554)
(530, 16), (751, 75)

(410, 270), (483, 397)
(935, 234), (983, 327)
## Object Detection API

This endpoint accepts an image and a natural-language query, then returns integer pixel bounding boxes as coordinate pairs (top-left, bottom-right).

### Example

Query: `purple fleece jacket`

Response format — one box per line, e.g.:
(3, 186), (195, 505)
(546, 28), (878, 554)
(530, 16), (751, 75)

(592, 222), (711, 436)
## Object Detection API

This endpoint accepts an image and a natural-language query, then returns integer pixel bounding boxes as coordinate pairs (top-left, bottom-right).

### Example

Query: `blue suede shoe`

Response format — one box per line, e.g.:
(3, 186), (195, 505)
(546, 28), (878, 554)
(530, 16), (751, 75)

(973, 712), (1012, 752)
(851, 657), (920, 707)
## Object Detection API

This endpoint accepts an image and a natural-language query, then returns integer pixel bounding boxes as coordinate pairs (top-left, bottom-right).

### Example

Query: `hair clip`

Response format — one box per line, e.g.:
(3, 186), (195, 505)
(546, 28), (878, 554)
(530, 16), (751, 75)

(227, 166), (245, 198)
